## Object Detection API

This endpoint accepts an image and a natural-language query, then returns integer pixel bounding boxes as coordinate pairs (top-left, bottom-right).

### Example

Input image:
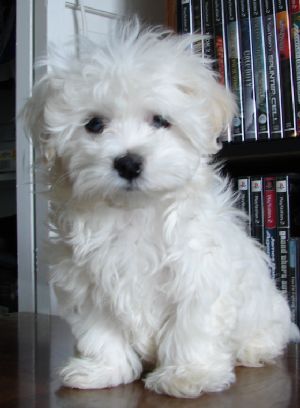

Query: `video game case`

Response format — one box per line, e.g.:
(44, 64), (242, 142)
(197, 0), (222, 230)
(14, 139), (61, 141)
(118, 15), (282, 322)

(290, 0), (300, 135)
(288, 237), (300, 326)
(177, 0), (183, 32)
(263, 176), (278, 282)
(237, 176), (251, 232)
(249, 0), (270, 139)
(274, 0), (297, 137)
(238, 0), (257, 140)
(262, 0), (284, 138)
(250, 176), (264, 244)
(213, 0), (227, 85)
(276, 174), (300, 295)
(213, 0), (231, 142)
(202, 0), (216, 59)
(179, 0), (202, 33)
(224, 0), (245, 141)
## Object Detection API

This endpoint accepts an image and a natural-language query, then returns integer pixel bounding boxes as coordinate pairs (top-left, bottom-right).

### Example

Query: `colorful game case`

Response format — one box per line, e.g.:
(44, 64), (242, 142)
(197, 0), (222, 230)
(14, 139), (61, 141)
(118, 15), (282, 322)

(274, 0), (297, 137)
(290, 0), (300, 135)
(263, 0), (284, 138)
(225, 0), (245, 141)
(238, 0), (257, 140)
(249, 0), (270, 139)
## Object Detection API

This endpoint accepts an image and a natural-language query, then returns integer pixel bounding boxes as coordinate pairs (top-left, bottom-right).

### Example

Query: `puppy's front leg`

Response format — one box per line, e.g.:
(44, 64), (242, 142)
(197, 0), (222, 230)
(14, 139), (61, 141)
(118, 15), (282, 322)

(60, 308), (142, 389)
(145, 301), (236, 398)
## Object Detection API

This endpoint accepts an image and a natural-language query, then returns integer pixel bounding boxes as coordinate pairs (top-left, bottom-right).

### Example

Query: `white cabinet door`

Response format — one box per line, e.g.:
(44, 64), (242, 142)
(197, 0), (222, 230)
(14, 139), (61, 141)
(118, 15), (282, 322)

(17, 0), (165, 314)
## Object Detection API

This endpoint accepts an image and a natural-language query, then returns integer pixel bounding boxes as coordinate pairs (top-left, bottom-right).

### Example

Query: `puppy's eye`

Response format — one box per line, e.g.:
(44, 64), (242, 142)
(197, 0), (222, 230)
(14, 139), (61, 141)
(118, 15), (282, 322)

(85, 117), (105, 134)
(152, 115), (171, 129)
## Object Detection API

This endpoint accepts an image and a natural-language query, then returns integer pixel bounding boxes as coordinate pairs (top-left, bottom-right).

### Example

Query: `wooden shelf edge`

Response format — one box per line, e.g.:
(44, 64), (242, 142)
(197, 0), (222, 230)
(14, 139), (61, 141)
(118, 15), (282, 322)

(218, 138), (300, 162)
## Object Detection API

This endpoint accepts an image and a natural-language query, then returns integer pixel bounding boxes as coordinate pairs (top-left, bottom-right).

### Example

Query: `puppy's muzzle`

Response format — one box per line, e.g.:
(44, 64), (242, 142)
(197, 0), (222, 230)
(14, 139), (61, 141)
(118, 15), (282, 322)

(113, 153), (143, 181)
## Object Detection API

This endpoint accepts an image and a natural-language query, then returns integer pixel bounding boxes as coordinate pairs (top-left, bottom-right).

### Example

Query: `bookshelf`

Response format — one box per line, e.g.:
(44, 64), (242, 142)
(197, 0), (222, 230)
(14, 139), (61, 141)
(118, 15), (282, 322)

(170, 1), (300, 330)
(218, 138), (300, 176)
(167, 0), (300, 178)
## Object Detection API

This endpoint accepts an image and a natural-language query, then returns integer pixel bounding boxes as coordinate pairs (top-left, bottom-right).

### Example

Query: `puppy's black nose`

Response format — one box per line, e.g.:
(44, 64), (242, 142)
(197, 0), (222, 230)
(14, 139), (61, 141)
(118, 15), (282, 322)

(113, 153), (143, 181)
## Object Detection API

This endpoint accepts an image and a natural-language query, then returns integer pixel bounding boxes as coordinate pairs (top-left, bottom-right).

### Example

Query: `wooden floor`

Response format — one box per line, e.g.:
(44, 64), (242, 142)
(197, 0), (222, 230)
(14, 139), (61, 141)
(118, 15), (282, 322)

(0, 313), (299, 408)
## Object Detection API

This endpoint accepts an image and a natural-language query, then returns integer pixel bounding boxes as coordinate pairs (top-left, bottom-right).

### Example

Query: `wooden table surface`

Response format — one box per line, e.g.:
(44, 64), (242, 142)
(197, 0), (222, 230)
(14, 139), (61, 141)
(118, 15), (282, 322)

(0, 313), (299, 408)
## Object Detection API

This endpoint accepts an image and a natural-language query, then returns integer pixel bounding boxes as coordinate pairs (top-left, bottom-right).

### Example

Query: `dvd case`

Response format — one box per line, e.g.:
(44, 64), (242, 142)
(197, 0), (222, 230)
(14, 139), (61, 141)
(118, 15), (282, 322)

(213, 0), (231, 142)
(238, 0), (257, 140)
(288, 237), (300, 326)
(263, 0), (284, 138)
(249, 0), (270, 139)
(263, 176), (278, 282)
(251, 176), (264, 244)
(290, 0), (300, 135)
(274, 0), (297, 137)
(225, 0), (245, 141)
(276, 174), (300, 295)
(180, 0), (202, 33)
(237, 176), (251, 232)
(203, 0), (216, 59)
(213, 0), (227, 85)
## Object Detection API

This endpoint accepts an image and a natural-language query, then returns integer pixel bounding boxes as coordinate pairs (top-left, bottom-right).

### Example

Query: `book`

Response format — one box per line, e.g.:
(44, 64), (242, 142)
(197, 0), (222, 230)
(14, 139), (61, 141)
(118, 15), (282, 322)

(238, 0), (257, 140)
(225, 0), (245, 141)
(274, 0), (296, 137)
(263, 0), (284, 138)
(249, 0), (269, 139)
(290, 0), (300, 135)
(251, 176), (264, 244)
(263, 176), (278, 282)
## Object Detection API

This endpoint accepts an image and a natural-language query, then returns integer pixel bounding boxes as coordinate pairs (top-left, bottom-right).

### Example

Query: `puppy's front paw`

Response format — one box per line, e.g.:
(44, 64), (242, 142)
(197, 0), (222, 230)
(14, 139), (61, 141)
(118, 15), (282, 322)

(144, 365), (235, 398)
(60, 356), (139, 389)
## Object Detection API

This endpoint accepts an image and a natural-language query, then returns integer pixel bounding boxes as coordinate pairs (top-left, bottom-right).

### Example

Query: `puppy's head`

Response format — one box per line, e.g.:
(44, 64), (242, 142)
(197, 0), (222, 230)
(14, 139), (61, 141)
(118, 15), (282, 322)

(24, 19), (235, 201)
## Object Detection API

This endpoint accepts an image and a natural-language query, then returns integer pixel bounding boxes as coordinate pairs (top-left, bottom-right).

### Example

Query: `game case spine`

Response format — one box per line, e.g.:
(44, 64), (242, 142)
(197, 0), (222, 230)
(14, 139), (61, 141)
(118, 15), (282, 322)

(180, 0), (193, 33)
(194, 0), (203, 32)
(238, 0), (257, 140)
(249, 0), (270, 139)
(177, 0), (183, 32)
(237, 176), (251, 233)
(276, 175), (290, 296)
(213, 0), (231, 142)
(203, 0), (216, 59)
(263, 0), (284, 138)
(288, 237), (299, 325)
(263, 176), (278, 282)
(251, 176), (264, 244)
(214, 0), (227, 84)
(225, 0), (245, 141)
(180, 0), (202, 33)
(274, 0), (297, 137)
(290, 0), (300, 135)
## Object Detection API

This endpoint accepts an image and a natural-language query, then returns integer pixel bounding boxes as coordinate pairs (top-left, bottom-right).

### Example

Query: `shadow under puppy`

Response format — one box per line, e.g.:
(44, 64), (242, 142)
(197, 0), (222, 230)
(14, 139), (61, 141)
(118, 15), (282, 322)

(23, 19), (299, 398)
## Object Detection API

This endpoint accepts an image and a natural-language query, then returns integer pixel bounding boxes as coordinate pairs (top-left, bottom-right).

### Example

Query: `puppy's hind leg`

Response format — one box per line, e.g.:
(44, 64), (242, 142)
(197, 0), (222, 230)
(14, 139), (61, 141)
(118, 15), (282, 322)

(145, 301), (236, 398)
(60, 308), (142, 389)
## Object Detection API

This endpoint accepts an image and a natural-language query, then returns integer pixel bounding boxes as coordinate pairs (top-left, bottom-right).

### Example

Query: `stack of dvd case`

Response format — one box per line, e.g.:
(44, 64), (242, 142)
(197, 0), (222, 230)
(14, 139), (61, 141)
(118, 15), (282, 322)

(236, 174), (300, 327)
(177, 0), (300, 142)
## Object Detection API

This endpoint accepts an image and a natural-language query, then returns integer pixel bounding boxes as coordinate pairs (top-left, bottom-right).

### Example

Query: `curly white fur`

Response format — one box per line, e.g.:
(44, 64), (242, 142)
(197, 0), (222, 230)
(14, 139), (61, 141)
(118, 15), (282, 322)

(24, 19), (299, 398)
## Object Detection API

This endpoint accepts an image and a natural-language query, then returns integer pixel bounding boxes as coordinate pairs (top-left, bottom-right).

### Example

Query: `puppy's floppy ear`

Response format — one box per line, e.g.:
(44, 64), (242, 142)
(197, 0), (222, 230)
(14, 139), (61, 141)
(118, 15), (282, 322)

(205, 79), (236, 149)
(187, 75), (236, 154)
(23, 75), (56, 164)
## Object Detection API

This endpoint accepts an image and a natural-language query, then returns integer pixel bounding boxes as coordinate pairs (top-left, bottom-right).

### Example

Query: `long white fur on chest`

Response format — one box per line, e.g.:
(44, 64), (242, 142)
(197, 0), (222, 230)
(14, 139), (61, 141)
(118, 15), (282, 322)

(51, 203), (167, 330)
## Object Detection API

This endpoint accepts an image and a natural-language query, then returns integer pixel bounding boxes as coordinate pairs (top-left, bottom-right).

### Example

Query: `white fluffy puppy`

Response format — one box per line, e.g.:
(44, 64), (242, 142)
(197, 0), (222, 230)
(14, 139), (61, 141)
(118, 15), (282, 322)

(24, 20), (299, 398)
